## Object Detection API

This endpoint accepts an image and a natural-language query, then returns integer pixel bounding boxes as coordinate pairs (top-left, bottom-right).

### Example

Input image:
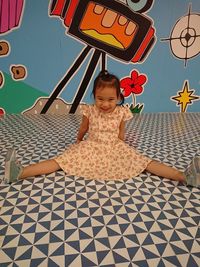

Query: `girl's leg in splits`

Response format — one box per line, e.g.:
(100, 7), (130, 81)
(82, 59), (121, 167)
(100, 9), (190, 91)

(145, 160), (185, 183)
(4, 148), (61, 183)
(20, 159), (61, 179)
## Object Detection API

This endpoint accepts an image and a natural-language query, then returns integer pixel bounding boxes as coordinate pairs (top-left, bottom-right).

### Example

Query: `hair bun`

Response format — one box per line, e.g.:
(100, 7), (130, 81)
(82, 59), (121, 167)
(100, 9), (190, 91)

(99, 70), (109, 77)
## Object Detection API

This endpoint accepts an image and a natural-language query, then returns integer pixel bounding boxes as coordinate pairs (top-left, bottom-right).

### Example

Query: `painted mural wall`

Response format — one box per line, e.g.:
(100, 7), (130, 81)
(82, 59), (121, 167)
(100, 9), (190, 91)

(0, 0), (200, 115)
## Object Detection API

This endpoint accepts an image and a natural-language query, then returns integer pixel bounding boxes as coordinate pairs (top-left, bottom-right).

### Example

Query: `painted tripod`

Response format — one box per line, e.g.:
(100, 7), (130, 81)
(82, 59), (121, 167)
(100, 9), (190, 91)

(40, 45), (106, 114)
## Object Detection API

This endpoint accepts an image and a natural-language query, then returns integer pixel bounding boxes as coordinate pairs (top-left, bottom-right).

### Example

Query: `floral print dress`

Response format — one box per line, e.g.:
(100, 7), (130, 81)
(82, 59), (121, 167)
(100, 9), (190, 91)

(55, 105), (152, 180)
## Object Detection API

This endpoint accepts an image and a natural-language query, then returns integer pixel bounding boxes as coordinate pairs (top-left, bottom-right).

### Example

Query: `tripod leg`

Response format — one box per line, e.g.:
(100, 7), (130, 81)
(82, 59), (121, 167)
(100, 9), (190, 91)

(69, 49), (101, 114)
(40, 45), (92, 114)
(101, 51), (106, 72)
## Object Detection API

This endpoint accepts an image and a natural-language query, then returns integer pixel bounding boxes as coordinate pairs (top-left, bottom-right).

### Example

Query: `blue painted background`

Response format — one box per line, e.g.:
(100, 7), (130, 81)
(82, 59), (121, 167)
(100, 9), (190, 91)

(0, 0), (199, 113)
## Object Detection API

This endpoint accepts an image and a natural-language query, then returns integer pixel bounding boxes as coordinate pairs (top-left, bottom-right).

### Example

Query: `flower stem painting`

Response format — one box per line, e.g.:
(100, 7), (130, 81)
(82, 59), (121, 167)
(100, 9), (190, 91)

(120, 70), (147, 113)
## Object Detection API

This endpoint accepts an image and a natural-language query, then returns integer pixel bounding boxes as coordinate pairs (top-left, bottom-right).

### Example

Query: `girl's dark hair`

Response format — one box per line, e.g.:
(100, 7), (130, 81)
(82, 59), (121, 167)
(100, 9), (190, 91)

(92, 70), (124, 105)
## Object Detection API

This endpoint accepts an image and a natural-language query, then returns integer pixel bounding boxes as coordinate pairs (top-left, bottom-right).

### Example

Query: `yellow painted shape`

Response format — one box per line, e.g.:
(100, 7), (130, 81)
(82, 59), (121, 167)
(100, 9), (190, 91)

(82, 29), (124, 49)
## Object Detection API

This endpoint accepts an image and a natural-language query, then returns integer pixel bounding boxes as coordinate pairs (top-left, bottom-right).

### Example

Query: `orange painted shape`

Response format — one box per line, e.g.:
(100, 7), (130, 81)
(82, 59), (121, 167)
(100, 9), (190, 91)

(79, 2), (138, 49)
(51, 0), (66, 16)
(131, 27), (155, 63)
(64, 0), (79, 27)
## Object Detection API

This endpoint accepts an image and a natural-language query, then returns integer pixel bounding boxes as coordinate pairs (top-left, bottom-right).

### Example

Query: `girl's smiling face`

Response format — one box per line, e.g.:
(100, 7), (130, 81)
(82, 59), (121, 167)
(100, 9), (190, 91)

(95, 86), (119, 113)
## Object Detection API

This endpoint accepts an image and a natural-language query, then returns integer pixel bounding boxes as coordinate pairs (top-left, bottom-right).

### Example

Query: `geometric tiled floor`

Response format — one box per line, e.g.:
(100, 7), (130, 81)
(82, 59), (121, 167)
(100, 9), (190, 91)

(0, 113), (200, 266)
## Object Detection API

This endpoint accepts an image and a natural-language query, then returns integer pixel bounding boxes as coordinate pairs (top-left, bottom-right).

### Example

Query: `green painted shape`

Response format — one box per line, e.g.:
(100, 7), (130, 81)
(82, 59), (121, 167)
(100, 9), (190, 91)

(130, 103), (144, 113)
(0, 72), (48, 114)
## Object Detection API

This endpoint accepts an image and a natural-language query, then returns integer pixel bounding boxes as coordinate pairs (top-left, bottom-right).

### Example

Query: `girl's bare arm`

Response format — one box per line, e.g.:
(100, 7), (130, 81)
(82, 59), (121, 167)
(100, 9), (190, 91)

(118, 120), (125, 141)
(76, 115), (89, 143)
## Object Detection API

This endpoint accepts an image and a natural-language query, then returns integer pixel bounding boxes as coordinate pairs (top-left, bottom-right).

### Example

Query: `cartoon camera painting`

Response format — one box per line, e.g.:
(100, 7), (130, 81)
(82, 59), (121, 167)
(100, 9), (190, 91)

(26, 0), (156, 114)
(51, 0), (155, 63)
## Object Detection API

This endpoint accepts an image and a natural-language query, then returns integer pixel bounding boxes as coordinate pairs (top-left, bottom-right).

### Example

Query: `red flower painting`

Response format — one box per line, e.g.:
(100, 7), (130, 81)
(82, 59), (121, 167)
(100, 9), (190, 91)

(120, 70), (147, 97)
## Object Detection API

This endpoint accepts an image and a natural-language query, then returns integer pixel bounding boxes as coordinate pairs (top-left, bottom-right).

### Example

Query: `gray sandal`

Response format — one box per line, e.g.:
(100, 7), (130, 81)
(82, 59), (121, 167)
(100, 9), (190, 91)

(185, 157), (200, 188)
(4, 148), (23, 184)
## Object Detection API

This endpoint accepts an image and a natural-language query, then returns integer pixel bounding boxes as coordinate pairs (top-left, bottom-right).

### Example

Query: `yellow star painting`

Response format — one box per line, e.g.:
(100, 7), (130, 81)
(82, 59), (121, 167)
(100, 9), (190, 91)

(171, 80), (199, 112)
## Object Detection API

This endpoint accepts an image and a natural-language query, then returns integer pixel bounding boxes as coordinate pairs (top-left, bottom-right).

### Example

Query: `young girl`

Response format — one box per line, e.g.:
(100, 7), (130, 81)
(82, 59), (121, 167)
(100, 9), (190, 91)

(4, 71), (200, 187)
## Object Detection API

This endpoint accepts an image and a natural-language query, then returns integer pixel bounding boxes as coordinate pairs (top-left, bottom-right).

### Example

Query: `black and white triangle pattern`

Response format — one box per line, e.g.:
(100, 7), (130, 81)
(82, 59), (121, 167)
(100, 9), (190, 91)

(0, 113), (200, 267)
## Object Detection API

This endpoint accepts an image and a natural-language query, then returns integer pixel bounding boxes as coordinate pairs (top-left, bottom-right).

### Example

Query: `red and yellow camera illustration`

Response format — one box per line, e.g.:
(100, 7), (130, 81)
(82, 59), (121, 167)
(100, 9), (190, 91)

(27, 0), (156, 114)
(50, 0), (155, 63)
